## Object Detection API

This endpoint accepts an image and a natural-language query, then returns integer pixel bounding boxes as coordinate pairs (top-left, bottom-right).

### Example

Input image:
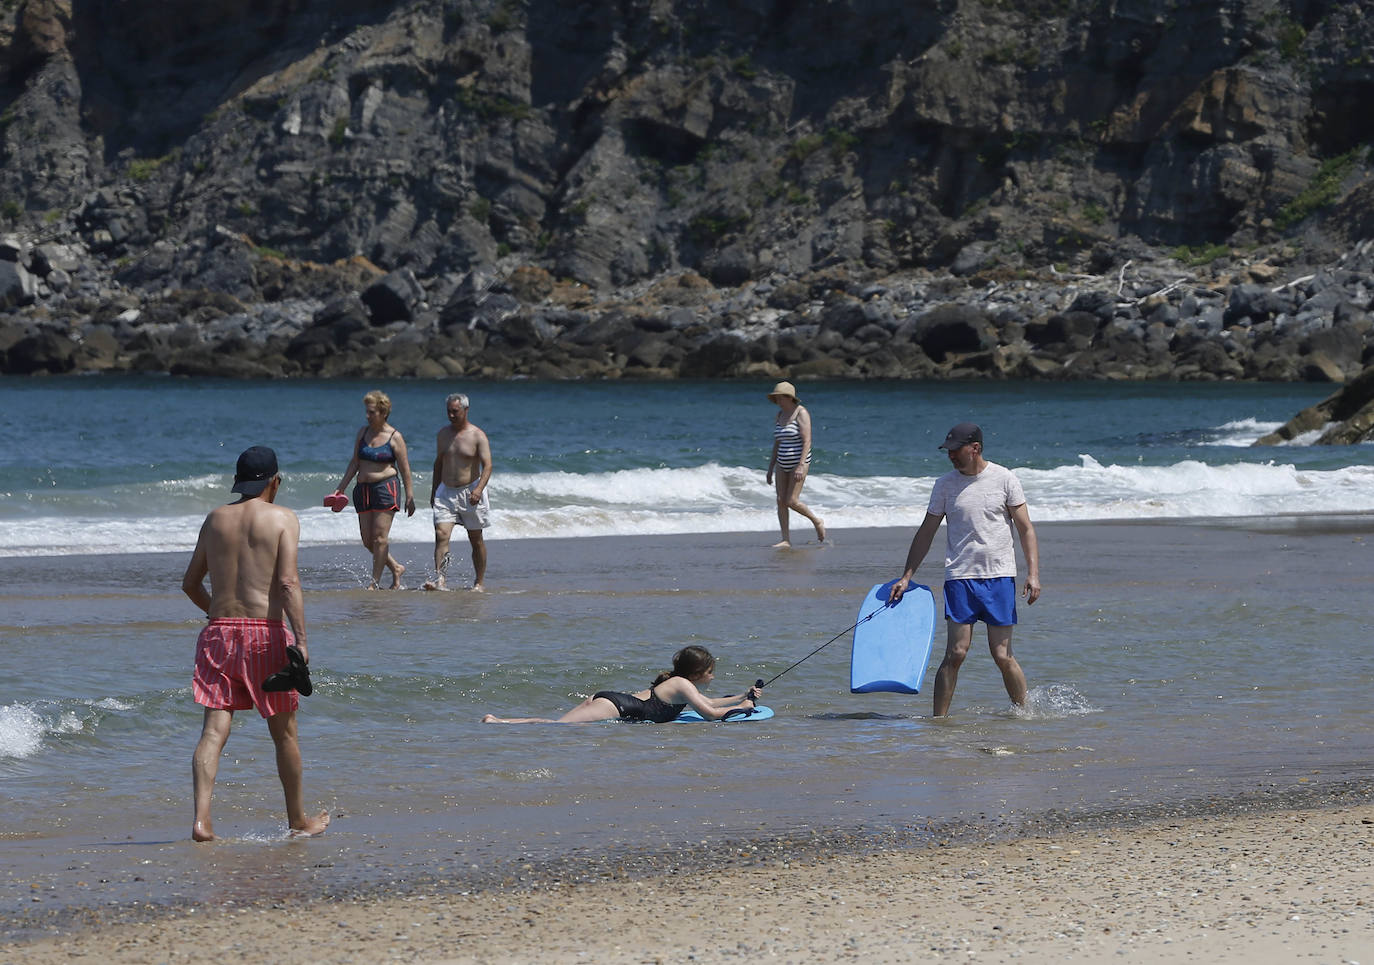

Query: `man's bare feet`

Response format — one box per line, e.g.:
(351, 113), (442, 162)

(389, 563), (406, 589)
(422, 576), (447, 591)
(471, 582), (485, 593)
(815, 519), (827, 542)
(289, 810), (331, 837)
(772, 539), (791, 549)
(192, 819), (216, 842)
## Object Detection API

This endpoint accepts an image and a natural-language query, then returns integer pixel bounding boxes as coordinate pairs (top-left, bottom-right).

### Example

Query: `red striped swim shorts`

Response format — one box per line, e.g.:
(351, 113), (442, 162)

(193, 619), (300, 718)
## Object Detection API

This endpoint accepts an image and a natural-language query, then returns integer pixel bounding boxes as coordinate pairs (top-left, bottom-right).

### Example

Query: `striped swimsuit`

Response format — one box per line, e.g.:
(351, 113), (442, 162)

(774, 413), (810, 471)
(193, 618), (299, 718)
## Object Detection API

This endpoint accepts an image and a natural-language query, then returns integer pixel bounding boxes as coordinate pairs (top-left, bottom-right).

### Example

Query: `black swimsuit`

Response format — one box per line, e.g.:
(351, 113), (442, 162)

(594, 686), (686, 723)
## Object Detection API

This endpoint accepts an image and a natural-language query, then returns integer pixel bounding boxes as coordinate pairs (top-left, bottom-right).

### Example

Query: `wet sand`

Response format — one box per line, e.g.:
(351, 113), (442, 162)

(6, 803), (1371, 964)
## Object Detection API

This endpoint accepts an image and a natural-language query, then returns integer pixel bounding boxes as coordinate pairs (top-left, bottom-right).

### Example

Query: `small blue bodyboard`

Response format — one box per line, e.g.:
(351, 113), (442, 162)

(673, 705), (775, 723)
(850, 579), (937, 694)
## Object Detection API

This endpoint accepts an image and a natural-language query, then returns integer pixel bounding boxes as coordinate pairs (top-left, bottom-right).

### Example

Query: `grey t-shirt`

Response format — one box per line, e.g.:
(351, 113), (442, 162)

(927, 461), (1026, 580)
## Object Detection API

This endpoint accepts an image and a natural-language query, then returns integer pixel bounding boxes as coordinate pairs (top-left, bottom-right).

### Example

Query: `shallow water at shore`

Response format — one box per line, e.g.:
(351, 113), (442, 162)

(3, 517), (1373, 930)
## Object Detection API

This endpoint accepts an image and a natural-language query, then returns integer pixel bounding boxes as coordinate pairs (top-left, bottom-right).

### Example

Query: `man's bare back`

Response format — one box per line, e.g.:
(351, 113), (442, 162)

(186, 497), (301, 627)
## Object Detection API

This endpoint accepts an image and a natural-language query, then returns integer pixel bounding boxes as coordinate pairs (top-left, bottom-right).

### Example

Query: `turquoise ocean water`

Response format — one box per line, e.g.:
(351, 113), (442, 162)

(2, 376), (1373, 925)
(2, 377), (1371, 556)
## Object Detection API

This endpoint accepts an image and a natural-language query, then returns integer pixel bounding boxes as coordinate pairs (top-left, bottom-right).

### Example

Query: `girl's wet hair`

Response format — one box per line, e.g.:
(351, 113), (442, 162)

(653, 645), (715, 685)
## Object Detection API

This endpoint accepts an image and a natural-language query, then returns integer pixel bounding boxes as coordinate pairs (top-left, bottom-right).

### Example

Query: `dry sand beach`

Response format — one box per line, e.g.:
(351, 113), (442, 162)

(6, 803), (1372, 964)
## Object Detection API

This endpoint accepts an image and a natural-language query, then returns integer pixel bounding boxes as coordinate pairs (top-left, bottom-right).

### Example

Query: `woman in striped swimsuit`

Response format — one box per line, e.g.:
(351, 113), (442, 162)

(765, 381), (826, 548)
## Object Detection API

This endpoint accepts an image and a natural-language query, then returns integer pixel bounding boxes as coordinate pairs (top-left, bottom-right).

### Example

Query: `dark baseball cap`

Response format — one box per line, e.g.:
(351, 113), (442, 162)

(938, 422), (983, 450)
(231, 446), (279, 495)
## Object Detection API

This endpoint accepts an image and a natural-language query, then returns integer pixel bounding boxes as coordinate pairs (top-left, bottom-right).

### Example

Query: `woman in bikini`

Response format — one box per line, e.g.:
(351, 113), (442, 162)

(332, 389), (415, 588)
(765, 381), (825, 548)
(480, 646), (762, 723)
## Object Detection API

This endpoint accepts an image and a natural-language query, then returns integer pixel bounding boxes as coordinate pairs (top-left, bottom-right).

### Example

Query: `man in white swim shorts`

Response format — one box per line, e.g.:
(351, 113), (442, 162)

(424, 393), (493, 592)
(433, 478), (490, 529)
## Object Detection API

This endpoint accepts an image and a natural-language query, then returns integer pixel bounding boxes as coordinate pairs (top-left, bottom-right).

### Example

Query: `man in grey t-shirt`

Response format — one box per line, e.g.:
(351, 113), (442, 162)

(891, 423), (1041, 717)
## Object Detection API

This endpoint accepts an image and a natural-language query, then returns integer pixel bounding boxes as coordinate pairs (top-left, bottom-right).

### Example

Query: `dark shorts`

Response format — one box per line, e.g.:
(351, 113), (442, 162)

(353, 476), (400, 514)
(943, 577), (1017, 627)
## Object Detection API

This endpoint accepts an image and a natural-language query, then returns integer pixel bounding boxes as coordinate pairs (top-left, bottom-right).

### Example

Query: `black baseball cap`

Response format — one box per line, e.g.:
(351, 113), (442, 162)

(938, 423), (983, 450)
(231, 446), (279, 495)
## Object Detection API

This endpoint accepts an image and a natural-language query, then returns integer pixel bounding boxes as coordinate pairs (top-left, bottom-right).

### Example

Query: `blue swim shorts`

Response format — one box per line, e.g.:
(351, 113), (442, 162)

(352, 476), (400, 514)
(943, 577), (1017, 627)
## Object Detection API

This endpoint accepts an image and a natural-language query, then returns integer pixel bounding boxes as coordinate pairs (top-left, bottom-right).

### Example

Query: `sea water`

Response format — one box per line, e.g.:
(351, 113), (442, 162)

(1, 377), (1369, 557)
(2, 376), (1372, 923)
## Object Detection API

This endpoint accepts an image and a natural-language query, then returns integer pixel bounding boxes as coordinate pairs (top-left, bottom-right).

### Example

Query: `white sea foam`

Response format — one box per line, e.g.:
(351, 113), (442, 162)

(1209, 418), (1284, 447)
(1021, 456), (1374, 521)
(0, 703), (48, 759)
(1014, 684), (1103, 719)
(2, 458), (1372, 556)
(1209, 417), (1344, 447)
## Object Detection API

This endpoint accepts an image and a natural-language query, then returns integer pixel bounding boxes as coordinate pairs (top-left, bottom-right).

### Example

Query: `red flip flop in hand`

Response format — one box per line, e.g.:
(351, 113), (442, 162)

(323, 491), (348, 512)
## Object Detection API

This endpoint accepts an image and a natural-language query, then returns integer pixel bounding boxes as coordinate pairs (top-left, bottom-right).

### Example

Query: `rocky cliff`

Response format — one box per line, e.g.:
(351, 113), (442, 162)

(1, 0), (1373, 382)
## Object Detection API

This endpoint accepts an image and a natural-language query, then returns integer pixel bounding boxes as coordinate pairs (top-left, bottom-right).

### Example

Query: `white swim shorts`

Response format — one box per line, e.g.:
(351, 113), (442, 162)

(433, 481), (490, 530)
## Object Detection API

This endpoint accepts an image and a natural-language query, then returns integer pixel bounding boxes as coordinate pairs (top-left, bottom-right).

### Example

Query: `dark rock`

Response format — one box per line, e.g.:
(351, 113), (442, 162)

(851, 323), (891, 344)
(703, 245), (757, 287)
(624, 333), (675, 369)
(0, 319), (32, 368)
(773, 332), (809, 366)
(1224, 284), (1294, 325)
(1024, 311), (1101, 349)
(75, 326), (121, 370)
(790, 356), (858, 378)
(1067, 290), (1116, 322)
(0, 236), (26, 263)
(1300, 353), (1346, 383)
(766, 281), (811, 311)
(1301, 325), (1365, 376)
(818, 295), (870, 338)
(1258, 366), (1374, 444)
(566, 311), (637, 348)
(361, 269), (424, 325)
(32, 244), (82, 276)
(7, 330), (77, 373)
(747, 333), (778, 363)
(679, 335), (748, 378)
(168, 348), (276, 379)
(309, 293), (369, 330)
(950, 243), (991, 277)
(0, 262), (40, 309)
(634, 308), (694, 333)
(903, 303), (996, 363)
(493, 311), (556, 348)
(1178, 340), (1244, 380)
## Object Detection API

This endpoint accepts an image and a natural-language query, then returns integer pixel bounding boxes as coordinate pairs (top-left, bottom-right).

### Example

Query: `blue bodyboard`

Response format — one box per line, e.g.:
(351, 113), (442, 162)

(850, 580), (937, 694)
(673, 705), (774, 723)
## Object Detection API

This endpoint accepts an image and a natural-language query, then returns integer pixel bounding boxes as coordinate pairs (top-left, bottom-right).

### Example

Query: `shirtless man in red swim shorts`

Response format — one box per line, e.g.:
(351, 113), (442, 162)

(180, 445), (330, 842)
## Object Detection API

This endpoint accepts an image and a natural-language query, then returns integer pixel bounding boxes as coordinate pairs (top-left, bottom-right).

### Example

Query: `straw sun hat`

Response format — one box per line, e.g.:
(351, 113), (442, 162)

(766, 381), (800, 404)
